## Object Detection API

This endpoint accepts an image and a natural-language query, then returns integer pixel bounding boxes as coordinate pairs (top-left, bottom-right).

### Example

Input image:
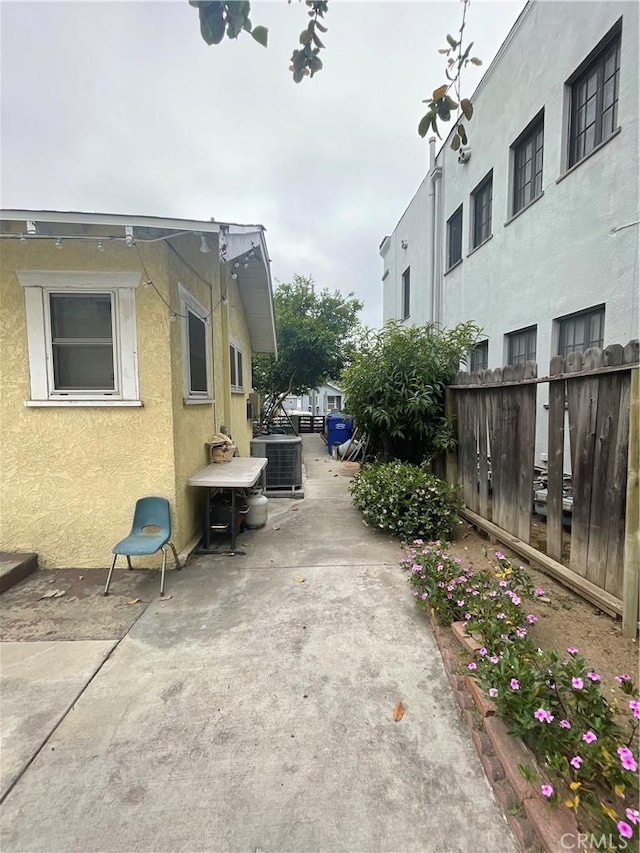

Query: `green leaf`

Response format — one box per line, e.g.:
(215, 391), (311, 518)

(418, 114), (432, 138)
(293, 67), (305, 83)
(461, 98), (474, 121)
(470, 57), (483, 66)
(446, 34), (458, 48)
(199, 1), (226, 45)
(451, 134), (461, 151)
(251, 25), (268, 46)
(443, 95), (458, 110)
(438, 48), (450, 55)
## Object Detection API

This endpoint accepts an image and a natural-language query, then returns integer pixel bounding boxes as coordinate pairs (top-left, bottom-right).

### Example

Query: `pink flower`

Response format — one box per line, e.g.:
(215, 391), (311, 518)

(478, 647), (487, 656)
(586, 671), (600, 682)
(468, 661), (477, 671)
(617, 821), (633, 840)
(413, 538), (424, 546)
(570, 755), (583, 769)
(510, 595), (521, 606)
(490, 656), (499, 664)
(499, 581), (508, 588)
(464, 613), (472, 620)
(516, 627), (527, 638)
(582, 731), (597, 743)
(420, 593), (428, 600)
(629, 699), (640, 719)
(526, 614), (538, 624)
(510, 679), (520, 690)
(560, 720), (572, 729)
(488, 688), (498, 698)
(571, 677), (584, 690)
(534, 708), (554, 723)
(500, 633), (509, 640)
(567, 647), (579, 655)
(540, 784), (554, 798)
(618, 747), (638, 772)
(615, 674), (631, 684)
(496, 612), (506, 620)
(495, 551), (505, 560)
(534, 588), (545, 596)
(626, 808), (639, 825)
(457, 600), (465, 607)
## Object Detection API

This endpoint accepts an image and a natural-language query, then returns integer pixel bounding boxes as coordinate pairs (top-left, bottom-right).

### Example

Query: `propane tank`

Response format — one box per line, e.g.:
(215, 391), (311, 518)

(245, 488), (268, 529)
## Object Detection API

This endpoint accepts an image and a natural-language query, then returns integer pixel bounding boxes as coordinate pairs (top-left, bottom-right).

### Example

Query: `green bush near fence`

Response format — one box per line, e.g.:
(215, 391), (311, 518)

(349, 460), (462, 542)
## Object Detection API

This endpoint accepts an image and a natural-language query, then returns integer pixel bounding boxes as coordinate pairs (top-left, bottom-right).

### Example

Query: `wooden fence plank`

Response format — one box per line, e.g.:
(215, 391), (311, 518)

(547, 355), (566, 561)
(566, 351), (601, 577)
(623, 355), (640, 638)
(478, 391), (489, 519)
(515, 382), (536, 543)
(445, 388), (458, 489)
(605, 369), (630, 597)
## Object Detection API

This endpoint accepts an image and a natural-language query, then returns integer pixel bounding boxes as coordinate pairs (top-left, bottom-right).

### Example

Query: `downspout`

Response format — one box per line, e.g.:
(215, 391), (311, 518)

(430, 140), (444, 327)
(428, 138), (436, 324)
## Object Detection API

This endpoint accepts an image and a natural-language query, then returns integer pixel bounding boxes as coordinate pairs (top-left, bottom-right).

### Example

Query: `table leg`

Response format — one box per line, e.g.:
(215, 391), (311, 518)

(230, 488), (237, 551)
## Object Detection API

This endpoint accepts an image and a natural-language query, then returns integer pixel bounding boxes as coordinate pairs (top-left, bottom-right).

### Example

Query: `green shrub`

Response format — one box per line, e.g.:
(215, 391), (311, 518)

(349, 461), (462, 542)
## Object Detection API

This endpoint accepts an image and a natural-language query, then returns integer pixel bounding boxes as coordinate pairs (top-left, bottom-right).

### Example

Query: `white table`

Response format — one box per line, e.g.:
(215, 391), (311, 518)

(188, 457), (268, 553)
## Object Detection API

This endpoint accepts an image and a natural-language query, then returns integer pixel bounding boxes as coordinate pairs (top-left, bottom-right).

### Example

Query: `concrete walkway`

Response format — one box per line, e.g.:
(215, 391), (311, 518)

(0, 436), (517, 853)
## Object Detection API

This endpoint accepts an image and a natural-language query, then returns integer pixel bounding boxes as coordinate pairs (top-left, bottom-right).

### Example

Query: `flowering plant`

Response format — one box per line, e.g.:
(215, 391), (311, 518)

(349, 461), (461, 542)
(405, 542), (639, 851)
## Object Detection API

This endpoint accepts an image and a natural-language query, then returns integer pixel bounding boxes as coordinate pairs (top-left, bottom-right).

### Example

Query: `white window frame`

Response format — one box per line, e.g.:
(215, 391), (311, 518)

(179, 284), (212, 404)
(17, 270), (141, 407)
(327, 394), (342, 411)
(229, 338), (244, 393)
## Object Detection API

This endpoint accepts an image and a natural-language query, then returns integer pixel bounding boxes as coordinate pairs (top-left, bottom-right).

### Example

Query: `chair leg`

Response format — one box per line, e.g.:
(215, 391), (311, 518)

(104, 554), (118, 596)
(126, 556), (133, 570)
(160, 546), (168, 597)
(169, 541), (181, 570)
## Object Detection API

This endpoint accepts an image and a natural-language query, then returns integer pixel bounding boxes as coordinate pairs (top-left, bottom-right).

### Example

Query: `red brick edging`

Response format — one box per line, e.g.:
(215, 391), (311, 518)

(428, 612), (579, 853)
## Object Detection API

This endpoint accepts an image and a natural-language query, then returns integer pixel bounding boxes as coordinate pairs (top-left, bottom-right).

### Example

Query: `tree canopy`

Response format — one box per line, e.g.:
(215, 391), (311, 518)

(341, 320), (480, 464)
(253, 274), (363, 397)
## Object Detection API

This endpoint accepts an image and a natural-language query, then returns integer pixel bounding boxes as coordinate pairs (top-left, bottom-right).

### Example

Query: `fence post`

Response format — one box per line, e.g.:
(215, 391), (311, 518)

(623, 363), (639, 638)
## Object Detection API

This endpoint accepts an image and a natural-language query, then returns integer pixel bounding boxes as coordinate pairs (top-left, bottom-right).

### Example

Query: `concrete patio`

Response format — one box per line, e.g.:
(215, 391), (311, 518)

(0, 435), (517, 853)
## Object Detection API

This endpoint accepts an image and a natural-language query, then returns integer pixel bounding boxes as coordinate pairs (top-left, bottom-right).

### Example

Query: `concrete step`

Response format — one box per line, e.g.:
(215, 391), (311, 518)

(0, 552), (38, 595)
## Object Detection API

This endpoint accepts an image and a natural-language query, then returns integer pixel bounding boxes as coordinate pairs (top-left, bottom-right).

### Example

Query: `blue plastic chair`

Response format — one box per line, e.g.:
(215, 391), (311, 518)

(104, 497), (181, 597)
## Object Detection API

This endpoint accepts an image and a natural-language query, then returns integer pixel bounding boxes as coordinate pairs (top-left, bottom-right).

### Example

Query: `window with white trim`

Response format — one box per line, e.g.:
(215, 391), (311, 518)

(229, 341), (244, 392)
(327, 395), (342, 411)
(17, 271), (140, 405)
(179, 284), (212, 401)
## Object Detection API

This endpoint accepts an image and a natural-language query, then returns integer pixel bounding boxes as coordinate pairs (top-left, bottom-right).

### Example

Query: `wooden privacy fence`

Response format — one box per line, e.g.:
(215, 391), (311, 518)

(446, 340), (639, 636)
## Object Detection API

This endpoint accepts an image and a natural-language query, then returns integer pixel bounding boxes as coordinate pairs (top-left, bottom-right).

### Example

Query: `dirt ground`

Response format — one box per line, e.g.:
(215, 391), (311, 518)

(447, 519), (639, 702)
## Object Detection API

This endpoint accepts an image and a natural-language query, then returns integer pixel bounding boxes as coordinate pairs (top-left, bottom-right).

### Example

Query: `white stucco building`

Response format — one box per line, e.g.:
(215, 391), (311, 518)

(381, 0), (639, 466)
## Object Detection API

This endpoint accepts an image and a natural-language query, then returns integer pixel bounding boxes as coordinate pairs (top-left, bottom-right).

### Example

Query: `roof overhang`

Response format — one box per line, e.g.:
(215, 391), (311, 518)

(0, 209), (278, 357)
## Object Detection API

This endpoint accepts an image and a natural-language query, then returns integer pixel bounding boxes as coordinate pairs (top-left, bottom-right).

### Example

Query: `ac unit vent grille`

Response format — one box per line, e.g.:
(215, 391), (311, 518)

(251, 436), (303, 494)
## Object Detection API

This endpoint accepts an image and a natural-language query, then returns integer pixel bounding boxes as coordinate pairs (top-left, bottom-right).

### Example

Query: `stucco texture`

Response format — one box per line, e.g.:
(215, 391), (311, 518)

(0, 231), (256, 568)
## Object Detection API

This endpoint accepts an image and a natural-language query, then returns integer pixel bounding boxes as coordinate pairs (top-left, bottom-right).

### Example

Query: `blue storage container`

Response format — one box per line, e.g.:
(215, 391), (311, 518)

(326, 414), (353, 455)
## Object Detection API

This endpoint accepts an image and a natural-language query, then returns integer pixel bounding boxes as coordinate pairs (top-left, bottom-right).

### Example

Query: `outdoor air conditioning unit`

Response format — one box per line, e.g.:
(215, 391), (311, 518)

(250, 435), (303, 497)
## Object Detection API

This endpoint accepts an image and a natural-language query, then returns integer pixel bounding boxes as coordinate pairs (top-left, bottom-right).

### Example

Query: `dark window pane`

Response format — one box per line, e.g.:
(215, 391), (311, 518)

(237, 350), (243, 388)
(49, 293), (114, 391)
(558, 307), (605, 356)
(52, 344), (115, 390)
(448, 206), (463, 268)
(569, 30), (620, 167)
(402, 267), (410, 319)
(470, 341), (488, 372)
(473, 175), (492, 247)
(513, 118), (544, 214)
(188, 310), (207, 393)
(50, 293), (112, 340)
(229, 345), (237, 387)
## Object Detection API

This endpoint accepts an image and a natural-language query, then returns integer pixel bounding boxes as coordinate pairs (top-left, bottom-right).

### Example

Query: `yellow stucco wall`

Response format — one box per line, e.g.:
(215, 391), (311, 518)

(0, 229), (260, 569)
(226, 276), (253, 457)
(167, 234), (219, 551)
(0, 237), (175, 568)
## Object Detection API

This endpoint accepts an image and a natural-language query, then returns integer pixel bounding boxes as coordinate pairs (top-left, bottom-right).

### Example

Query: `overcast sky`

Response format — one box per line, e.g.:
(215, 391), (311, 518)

(1, 0), (526, 327)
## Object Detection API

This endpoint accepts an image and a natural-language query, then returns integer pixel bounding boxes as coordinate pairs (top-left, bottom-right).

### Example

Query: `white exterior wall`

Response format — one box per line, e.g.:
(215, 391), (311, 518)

(284, 383), (345, 415)
(382, 0), (639, 467)
(381, 175), (432, 326)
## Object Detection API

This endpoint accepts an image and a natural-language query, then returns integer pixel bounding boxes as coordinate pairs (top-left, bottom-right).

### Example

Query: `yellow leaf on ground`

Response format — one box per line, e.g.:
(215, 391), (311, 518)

(393, 701), (405, 722)
(127, 598), (140, 605)
(294, 576), (305, 583)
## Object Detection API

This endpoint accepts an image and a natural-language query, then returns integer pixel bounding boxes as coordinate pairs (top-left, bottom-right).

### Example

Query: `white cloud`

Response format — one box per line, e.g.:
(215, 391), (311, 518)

(1, 0), (526, 328)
